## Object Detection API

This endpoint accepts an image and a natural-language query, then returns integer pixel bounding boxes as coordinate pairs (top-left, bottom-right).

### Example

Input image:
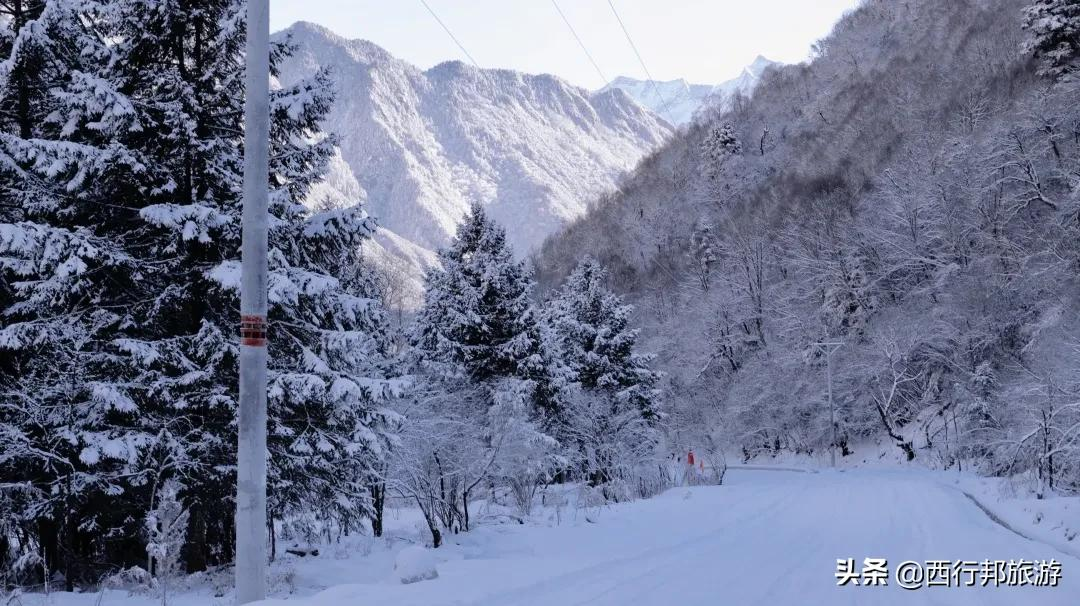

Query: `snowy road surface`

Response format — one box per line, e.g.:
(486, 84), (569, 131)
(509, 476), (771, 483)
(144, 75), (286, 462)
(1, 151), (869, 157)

(261, 469), (1079, 606)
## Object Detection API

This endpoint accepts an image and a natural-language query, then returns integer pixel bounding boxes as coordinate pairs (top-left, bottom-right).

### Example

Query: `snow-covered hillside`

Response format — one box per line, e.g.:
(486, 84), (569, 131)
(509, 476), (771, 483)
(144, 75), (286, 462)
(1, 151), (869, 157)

(273, 21), (671, 292)
(602, 56), (777, 125)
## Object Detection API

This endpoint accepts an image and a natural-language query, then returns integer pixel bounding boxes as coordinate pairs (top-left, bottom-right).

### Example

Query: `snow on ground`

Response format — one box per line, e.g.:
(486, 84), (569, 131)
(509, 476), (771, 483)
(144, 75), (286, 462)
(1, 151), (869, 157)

(15, 467), (1079, 606)
(950, 473), (1079, 557)
(747, 437), (1080, 561)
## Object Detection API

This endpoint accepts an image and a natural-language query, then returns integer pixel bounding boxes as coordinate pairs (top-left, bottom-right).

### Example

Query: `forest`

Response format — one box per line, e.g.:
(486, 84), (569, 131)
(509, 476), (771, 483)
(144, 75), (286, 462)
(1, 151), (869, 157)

(0, 0), (662, 590)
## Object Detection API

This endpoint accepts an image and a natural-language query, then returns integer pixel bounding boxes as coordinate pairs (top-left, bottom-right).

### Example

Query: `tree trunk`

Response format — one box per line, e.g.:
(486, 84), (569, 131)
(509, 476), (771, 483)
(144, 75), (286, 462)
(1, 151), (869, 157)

(268, 512), (276, 562)
(461, 488), (470, 532)
(876, 404), (915, 461)
(369, 481), (385, 537)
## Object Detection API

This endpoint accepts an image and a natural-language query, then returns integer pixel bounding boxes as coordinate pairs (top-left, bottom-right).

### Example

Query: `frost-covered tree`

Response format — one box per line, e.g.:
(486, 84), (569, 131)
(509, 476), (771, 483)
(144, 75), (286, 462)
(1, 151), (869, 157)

(410, 203), (542, 384)
(689, 222), (718, 292)
(0, 0), (398, 583)
(701, 123), (741, 179)
(542, 258), (660, 487)
(534, 0), (1080, 491)
(145, 480), (189, 600)
(1023, 0), (1080, 80)
(0, 0), (50, 141)
(400, 205), (558, 543)
(390, 376), (557, 546)
(545, 259), (659, 417)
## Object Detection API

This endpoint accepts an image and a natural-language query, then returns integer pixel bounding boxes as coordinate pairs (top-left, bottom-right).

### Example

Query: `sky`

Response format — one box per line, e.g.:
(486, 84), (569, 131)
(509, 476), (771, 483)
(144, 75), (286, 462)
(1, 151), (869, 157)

(269, 0), (862, 90)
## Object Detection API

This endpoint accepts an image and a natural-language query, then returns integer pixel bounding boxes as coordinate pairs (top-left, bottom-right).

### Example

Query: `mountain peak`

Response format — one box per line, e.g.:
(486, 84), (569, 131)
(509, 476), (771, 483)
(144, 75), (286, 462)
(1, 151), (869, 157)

(750, 54), (774, 68)
(281, 20), (351, 46)
(603, 57), (780, 126)
(746, 55), (777, 76)
(276, 21), (398, 67)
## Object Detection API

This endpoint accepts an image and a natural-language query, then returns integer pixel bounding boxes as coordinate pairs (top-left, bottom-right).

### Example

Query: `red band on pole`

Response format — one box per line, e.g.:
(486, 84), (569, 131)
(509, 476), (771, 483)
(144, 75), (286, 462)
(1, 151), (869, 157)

(240, 315), (268, 346)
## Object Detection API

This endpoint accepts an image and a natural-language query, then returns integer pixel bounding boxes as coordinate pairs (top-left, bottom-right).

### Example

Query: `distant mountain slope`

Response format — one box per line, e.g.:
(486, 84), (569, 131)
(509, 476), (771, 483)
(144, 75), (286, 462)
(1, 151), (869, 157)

(602, 56), (777, 125)
(273, 22), (671, 267)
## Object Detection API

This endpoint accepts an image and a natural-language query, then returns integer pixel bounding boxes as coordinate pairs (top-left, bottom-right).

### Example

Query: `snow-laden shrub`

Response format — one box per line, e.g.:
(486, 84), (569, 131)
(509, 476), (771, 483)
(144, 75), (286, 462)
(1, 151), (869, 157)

(702, 450), (727, 485)
(633, 458), (677, 499)
(394, 546), (439, 584)
(269, 566), (299, 595)
(490, 380), (562, 519)
(145, 481), (189, 601)
(99, 566), (154, 596)
(278, 513), (325, 548)
(543, 487), (570, 526)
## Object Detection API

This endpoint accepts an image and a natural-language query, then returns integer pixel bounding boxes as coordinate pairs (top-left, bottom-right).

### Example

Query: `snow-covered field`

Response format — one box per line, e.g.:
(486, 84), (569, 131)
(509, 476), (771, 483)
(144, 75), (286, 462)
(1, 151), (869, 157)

(14, 467), (1078, 606)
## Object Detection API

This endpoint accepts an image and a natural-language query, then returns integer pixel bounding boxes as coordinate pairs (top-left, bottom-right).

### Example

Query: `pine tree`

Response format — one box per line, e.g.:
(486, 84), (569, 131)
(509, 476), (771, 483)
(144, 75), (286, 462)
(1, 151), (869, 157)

(0, 0), (144, 586)
(0, 0), (398, 582)
(701, 123), (741, 178)
(410, 203), (542, 384)
(542, 258), (660, 487)
(403, 204), (555, 543)
(544, 258), (660, 418)
(0, 0), (49, 141)
(1023, 0), (1080, 80)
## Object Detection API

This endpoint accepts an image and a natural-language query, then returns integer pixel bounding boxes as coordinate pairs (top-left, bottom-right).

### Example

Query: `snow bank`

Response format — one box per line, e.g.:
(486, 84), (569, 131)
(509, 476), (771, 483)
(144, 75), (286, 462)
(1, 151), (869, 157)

(393, 545), (438, 584)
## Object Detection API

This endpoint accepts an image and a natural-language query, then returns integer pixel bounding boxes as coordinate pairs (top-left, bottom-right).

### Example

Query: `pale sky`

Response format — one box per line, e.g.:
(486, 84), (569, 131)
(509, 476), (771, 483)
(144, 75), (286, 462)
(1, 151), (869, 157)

(270, 0), (862, 90)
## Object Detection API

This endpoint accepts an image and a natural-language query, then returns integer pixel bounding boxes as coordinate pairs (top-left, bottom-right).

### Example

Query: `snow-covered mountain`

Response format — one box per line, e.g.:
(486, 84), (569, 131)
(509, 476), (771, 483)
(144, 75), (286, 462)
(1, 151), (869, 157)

(602, 56), (777, 125)
(273, 22), (671, 304)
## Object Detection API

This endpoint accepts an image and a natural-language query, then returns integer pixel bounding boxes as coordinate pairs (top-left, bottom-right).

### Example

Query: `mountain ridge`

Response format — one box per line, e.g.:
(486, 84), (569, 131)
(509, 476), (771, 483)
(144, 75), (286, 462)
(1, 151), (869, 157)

(273, 21), (671, 305)
(601, 55), (778, 125)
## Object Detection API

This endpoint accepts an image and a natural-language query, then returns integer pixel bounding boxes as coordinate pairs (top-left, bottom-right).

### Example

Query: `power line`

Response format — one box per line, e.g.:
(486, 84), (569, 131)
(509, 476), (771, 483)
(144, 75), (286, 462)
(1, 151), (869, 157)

(550, 0), (609, 87)
(418, 0), (482, 69)
(605, 0), (672, 111)
(605, 0), (654, 82)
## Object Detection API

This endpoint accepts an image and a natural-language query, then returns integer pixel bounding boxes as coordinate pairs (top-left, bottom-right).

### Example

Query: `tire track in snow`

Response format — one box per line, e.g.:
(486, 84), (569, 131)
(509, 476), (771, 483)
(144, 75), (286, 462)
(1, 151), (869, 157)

(736, 466), (1080, 561)
(471, 477), (813, 606)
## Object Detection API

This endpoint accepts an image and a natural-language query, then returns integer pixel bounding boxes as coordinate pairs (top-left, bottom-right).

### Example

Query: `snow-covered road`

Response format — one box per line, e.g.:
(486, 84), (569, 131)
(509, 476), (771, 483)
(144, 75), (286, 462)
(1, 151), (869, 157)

(261, 468), (1080, 605)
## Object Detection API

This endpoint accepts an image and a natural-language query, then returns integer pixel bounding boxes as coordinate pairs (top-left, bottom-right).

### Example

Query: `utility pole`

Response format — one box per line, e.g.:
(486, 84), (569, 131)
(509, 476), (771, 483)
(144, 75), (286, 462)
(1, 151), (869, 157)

(236, 0), (269, 602)
(812, 341), (843, 468)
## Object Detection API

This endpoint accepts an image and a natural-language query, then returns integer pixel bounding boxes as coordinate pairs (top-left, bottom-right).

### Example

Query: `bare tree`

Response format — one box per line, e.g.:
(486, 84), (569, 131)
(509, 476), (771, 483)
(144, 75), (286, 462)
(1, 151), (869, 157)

(865, 336), (923, 461)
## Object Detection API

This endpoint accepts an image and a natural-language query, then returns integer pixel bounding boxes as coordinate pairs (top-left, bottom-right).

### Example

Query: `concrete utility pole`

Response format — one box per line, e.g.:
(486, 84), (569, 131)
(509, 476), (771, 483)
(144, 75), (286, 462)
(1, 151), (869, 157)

(236, 0), (270, 602)
(812, 341), (843, 468)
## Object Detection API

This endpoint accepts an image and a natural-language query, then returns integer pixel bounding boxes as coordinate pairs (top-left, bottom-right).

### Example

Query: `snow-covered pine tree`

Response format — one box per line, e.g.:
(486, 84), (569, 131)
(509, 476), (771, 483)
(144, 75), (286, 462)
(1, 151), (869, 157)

(0, 0), (145, 587)
(322, 246), (402, 538)
(0, 0), (397, 583)
(0, 2), (48, 404)
(402, 204), (557, 541)
(1023, 0), (1080, 80)
(542, 258), (660, 486)
(701, 123), (741, 179)
(545, 258), (660, 417)
(410, 203), (542, 385)
(0, 0), (49, 141)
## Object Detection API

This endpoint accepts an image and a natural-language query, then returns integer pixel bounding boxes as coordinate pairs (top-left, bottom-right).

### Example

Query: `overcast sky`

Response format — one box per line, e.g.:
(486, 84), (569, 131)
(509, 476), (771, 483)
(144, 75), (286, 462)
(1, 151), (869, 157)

(270, 0), (861, 90)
